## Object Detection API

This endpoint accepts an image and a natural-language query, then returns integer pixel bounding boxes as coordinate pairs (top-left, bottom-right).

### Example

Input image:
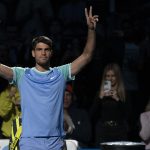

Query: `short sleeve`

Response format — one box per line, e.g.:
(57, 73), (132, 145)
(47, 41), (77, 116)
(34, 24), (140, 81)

(11, 67), (26, 86)
(56, 64), (75, 81)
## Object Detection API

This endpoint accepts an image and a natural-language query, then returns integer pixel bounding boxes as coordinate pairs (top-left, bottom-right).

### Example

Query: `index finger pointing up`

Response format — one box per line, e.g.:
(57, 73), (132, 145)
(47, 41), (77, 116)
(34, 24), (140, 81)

(89, 6), (93, 17)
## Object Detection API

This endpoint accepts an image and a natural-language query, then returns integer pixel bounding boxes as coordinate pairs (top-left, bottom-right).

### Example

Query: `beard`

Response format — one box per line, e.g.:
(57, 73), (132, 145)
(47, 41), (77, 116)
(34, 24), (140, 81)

(36, 58), (50, 67)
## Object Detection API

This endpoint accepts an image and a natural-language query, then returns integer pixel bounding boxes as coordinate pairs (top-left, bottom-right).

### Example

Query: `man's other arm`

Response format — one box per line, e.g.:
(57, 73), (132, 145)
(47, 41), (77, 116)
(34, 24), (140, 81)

(71, 6), (99, 76)
(0, 64), (13, 81)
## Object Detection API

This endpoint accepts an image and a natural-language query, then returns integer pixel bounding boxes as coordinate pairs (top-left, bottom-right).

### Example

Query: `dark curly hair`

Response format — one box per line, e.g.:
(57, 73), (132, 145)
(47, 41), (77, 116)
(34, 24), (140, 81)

(32, 36), (52, 50)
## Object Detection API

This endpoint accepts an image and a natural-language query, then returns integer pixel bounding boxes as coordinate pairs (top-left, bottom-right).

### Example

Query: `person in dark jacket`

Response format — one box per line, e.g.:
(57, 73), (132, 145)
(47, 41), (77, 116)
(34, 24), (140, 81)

(90, 63), (129, 147)
(64, 84), (92, 147)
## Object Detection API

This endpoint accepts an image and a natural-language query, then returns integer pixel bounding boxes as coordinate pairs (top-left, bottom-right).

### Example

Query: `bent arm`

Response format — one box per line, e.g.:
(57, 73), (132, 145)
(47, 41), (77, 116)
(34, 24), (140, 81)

(71, 6), (98, 76)
(0, 64), (13, 81)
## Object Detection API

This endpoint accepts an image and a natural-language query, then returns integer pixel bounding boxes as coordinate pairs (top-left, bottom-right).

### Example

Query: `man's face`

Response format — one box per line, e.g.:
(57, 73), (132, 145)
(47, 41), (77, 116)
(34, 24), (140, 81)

(64, 91), (72, 109)
(32, 42), (52, 66)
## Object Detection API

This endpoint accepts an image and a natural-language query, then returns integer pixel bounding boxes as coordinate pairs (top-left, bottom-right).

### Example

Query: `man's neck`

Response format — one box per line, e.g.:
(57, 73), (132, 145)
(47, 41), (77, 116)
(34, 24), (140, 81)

(35, 64), (50, 72)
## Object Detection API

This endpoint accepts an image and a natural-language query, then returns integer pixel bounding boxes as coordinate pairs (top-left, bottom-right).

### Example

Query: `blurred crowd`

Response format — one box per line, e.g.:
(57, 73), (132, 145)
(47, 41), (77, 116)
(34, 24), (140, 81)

(0, 0), (150, 148)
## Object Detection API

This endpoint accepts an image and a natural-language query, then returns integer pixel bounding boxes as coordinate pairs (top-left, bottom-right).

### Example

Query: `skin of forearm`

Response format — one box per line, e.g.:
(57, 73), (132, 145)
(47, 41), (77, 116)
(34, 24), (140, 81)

(71, 28), (96, 76)
(83, 29), (96, 62)
(0, 64), (13, 81)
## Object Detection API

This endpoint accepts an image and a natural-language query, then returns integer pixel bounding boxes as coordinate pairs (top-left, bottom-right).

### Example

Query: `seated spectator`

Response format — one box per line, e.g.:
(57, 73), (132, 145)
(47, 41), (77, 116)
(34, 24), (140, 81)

(64, 84), (92, 147)
(0, 83), (21, 138)
(139, 99), (150, 150)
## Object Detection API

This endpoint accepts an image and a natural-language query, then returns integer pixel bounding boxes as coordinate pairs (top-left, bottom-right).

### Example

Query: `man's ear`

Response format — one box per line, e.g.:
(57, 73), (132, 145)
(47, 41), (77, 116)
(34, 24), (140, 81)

(32, 50), (35, 57)
(50, 49), (53, 57)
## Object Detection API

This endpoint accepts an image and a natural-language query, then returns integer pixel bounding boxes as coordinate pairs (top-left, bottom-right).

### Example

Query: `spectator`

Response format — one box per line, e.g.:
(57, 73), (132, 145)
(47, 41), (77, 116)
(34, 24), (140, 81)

(139, 99), (150, 150)
(90, 63), (129, 147)
(0, 83), (21, 138)
(64, 84), (92, 147)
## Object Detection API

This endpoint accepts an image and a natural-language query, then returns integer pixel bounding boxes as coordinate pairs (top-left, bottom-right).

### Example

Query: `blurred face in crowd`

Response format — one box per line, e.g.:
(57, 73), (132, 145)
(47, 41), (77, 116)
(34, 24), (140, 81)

(105, 69), (117, 87)
(10, 86), (17, 93)
(64, 91), (72, 109)
(8, 86), (18, 98)
(32, 42), (52, 67)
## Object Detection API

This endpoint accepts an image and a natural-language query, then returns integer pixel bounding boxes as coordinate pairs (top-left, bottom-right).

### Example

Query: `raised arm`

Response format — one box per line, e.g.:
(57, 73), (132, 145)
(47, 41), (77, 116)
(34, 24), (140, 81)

(0, 64), (13, 81)
(71, 6), (99, 76)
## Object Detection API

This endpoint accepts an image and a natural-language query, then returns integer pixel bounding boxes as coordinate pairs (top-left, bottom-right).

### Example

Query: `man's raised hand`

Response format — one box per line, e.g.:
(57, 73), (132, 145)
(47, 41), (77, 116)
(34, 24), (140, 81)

(85, 6), (99, 30)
